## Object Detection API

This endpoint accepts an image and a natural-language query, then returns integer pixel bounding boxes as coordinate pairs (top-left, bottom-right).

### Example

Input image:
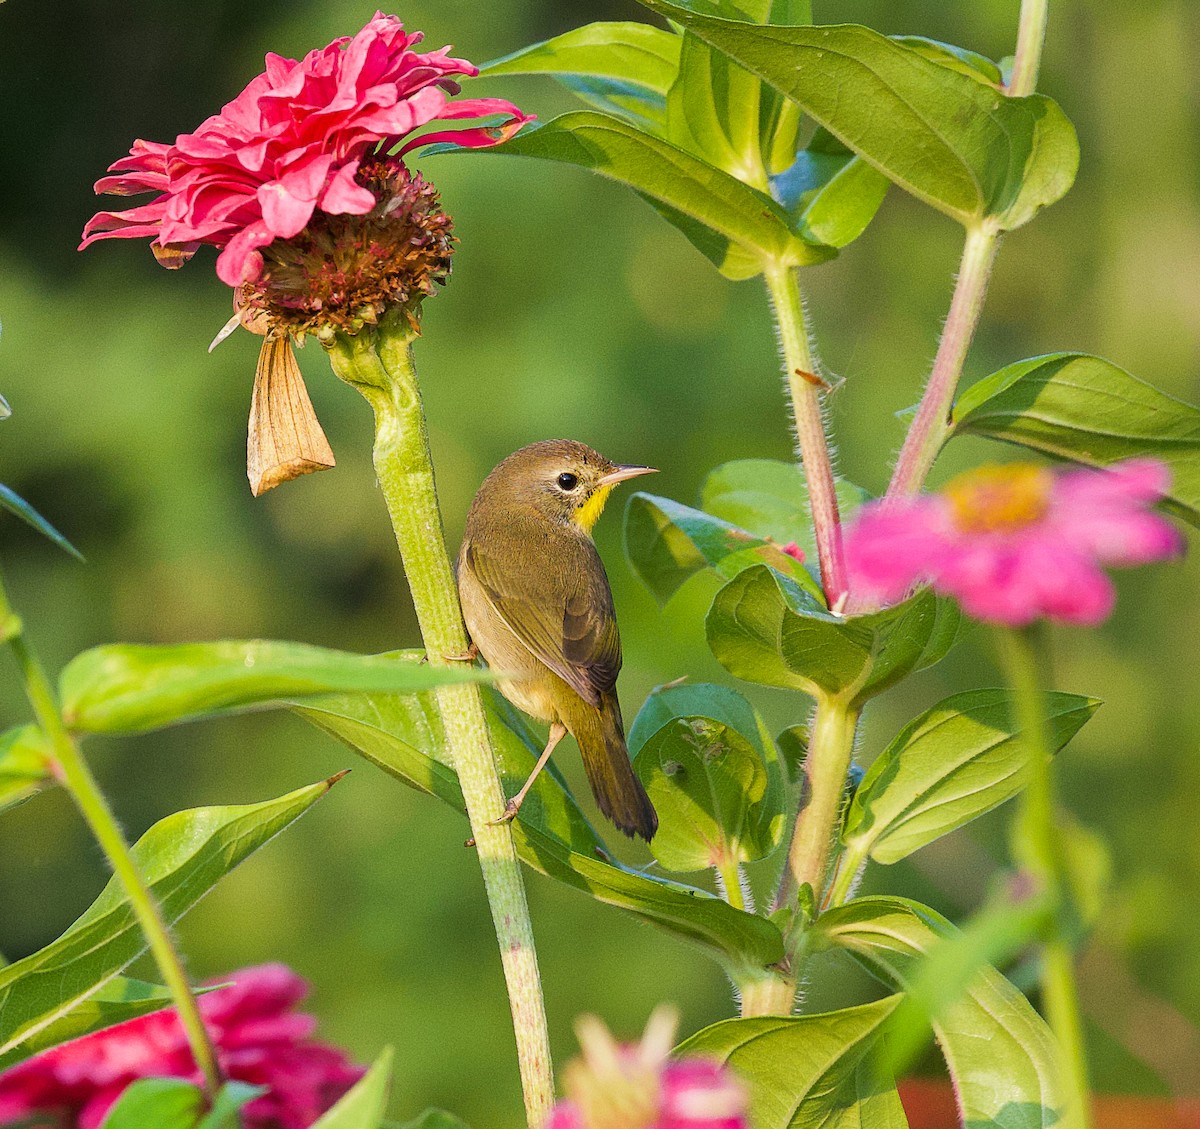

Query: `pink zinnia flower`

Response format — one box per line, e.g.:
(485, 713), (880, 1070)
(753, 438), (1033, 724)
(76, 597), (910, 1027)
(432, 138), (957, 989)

(845, 459), (1183, 626)
(79, 11), (531, 287)
(549, 1008), (748, 1129)
(0, 964), (361, 1129)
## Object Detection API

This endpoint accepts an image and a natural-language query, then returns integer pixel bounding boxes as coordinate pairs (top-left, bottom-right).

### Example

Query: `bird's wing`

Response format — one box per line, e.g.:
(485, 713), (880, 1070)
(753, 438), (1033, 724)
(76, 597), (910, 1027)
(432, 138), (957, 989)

(463, 533), (621, 708)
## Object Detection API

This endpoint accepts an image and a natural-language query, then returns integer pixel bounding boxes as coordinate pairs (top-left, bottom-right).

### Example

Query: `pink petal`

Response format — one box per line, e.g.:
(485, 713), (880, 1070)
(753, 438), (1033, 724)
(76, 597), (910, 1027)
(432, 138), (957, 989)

(320, 161), (377, 214)
(844, 498), (950, 605)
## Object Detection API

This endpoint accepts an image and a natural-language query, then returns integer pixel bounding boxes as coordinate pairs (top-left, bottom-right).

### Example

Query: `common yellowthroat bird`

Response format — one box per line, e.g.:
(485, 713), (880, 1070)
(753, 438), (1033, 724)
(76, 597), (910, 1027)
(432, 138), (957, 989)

(457, 440), (659, 841)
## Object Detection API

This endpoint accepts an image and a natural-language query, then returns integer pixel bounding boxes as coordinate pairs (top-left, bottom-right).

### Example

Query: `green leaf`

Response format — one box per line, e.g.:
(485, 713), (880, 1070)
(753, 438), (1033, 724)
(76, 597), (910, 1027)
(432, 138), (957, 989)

(952, 352), (1200, 526)
(706, 565), (948, 704)
(892, 36), (1003, 85)
(701, 459), (868, 549)
(624, 491), (822, 606)
(198, 1082), (270, 1129)
(632, 0), (1078, 229)
(0, 482), (84, 561)
(494, 111), (833, 278)
(676, 997), (908, 1129)
(817, 897), (1064, 1126)
(5, 977), (222, 1065)
(294, 671), (784, 972)
(0, 724), (53, 814)
(843, 689), (1100, 865)
(312, 1046), (393, 1129)
(59, 640), (487, 734)
(629, 682), (785, 872)
(98, 1078), (204, 1129)
(0, 778), (336, 1067)
(396, 1112), (471, 1129)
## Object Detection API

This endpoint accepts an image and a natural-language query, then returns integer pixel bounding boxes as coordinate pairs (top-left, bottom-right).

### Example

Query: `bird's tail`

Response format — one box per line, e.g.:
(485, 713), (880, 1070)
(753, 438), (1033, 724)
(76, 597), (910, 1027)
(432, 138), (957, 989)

(574, 690), (658, 841)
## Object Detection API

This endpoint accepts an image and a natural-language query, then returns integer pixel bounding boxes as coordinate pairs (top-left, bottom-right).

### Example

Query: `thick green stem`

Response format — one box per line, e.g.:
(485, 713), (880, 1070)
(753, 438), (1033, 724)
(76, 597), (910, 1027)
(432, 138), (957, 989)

(763, 263), (846, 606)
(1009, 0), (1050, 97)
(0, 577), (221, 1097)
(325, 321), (553, 1129)
(998, 627), (1092, 1129)
(738, 972), (797, 1018)
(775, 697), (858, 913)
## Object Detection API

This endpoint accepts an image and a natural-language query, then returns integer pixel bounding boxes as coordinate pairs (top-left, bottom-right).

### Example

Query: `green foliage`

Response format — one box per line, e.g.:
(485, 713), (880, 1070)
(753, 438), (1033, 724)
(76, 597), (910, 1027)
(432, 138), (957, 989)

(0, 779), (334, 1068)
(629, 682), (785, 872)
(292, 674), (785, 972)
(676, 997), (907, 1128)
(0, 724), (53, 814)
(312, 1047), (394, 1129)
(843, 689), (1100, 865)
(706, 565), (957, 704)
(633, 0), (1078, 229)
(59, 641), (486, 733)
(98, 1078), (264, 1129)
(395, 1112), (472, 1129)
(0, 482), (84, 562)
(817, 898), (1064, 1125)
(952, 352), (1200, 526)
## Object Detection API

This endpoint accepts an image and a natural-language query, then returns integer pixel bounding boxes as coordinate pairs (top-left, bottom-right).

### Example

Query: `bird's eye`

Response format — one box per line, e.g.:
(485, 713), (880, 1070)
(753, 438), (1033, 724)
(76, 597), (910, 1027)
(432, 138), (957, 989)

(556, 472), (579, 491)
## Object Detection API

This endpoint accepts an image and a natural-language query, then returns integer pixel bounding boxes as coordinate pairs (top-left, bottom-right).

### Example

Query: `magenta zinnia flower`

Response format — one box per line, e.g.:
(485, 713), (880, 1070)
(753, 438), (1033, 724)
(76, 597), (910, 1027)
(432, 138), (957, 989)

(845, 459), (1183, 626)
(0, 964), (361, 1129)
(548, 1008), (748, 1129)
(79, 11), (531, 287)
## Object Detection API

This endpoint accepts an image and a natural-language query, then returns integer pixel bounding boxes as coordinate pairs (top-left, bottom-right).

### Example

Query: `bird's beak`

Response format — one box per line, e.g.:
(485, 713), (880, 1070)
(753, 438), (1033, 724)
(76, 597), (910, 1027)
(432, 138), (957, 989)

(598, 464), (658, 487)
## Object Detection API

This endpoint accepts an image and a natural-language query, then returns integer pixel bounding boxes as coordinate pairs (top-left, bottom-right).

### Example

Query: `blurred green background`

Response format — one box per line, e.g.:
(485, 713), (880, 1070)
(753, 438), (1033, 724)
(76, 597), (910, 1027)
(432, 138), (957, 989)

(1, 0), (1198, 1122)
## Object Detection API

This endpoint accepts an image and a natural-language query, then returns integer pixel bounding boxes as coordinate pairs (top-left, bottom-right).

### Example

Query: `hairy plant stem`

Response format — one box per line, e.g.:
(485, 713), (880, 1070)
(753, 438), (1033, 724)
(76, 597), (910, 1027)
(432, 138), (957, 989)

(998, 627), (1092, 1129)
(775, 697), (859, 917)
(0, 575), (222, 1097)
(739, 973), (797, 1019)
(1009, 0), (1050, 97)
(325, 319), (553, 1129)
(763, 262), (846, 606)
(884, 222), (1000, 501)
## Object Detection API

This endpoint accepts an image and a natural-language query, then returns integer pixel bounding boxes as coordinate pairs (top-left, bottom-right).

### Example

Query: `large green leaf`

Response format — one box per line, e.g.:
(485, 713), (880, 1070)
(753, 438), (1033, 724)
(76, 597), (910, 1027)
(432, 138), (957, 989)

(633, 0), (1078, 229)
(0, 723), (53, 814)
(706, 565), (955, 704)
(629, 682), (785, 873)
(312, 1046), (393, 1129)
(4, 977), (222, 1066)
(60, 640), (485, 733)
(817, 897), (1064, 1127)
(677, 998), (908, 1128)
(293, 670), (784, 972)
(843, 689), (1100, 865)
(624, 492), (822, 605)
(396, 1113), (471, 1129)
(700, 459), (868, 549)
(98, 1078), (204, 1129)
(494, 111), (832, 278)
(0, 778), (335, 1067)
(952, 352), (1200, 526)
(482, 22), (681, 131)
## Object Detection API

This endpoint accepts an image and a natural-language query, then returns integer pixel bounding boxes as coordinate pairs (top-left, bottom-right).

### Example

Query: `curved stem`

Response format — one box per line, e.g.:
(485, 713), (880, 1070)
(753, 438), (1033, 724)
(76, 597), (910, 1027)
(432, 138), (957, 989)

(774, 697), (858, 913)
(763, 263), (846, 605)
(997, 627), (1092, 1129)
(714, 859), (749, 913)
(325, 321), (553, 1129)
(0, 576), (222, 1097)
(885, 223), (1000, 500)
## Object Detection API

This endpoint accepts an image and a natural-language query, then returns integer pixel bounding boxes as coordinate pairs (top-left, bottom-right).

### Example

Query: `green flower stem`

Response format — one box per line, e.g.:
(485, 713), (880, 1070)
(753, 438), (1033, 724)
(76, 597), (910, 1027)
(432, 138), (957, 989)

(738, 972), (797, 1019)
(775, 696), (859, 914)
(824, 840), (867, 909)
(997, 627), (1092, 1129)
(884, 221), (1000, 500)
(325, 319), (554, 1129)
(0, 574), (222, 1097)
(714, 859), (749, 912)
(1009, 0), (1050, 97)
(763, 263), (847, 606)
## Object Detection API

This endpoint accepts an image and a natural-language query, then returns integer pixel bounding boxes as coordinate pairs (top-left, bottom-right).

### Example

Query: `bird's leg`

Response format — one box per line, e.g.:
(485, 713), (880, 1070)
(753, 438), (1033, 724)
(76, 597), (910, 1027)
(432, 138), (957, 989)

(442, 641), (479, 663)
(491, 722), (568, 825)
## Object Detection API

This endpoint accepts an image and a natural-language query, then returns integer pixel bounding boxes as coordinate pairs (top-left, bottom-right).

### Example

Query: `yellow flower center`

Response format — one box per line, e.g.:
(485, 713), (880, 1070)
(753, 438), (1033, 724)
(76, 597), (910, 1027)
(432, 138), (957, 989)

(943, 463), (1053, 534)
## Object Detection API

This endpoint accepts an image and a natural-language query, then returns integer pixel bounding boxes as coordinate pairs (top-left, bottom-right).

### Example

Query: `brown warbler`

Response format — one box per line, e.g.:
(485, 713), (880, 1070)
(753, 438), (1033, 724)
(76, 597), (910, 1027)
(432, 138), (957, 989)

(457, 440), (659, 841)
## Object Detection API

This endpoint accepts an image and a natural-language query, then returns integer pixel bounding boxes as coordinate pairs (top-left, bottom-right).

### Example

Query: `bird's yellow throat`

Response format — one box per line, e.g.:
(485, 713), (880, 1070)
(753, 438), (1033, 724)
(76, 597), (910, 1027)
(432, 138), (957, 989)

(573, 484), (615, 534)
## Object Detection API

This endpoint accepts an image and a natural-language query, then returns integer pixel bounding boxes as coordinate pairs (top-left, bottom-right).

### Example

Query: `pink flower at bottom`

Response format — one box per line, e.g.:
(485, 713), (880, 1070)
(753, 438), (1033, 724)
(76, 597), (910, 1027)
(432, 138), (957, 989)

(844, 460), (1183, 626)
(0, 964), (361, 1129)
(550, 1008), (748, 1129)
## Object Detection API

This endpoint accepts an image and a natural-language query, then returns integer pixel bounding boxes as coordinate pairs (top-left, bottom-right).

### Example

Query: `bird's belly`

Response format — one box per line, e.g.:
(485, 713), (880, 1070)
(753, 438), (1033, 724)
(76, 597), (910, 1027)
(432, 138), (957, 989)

(459, 567), (560, 723)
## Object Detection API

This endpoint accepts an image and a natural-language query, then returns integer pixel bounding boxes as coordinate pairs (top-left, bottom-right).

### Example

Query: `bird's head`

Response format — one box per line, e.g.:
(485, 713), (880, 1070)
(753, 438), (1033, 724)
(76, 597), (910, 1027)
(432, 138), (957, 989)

(481, 440), (657, 534)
